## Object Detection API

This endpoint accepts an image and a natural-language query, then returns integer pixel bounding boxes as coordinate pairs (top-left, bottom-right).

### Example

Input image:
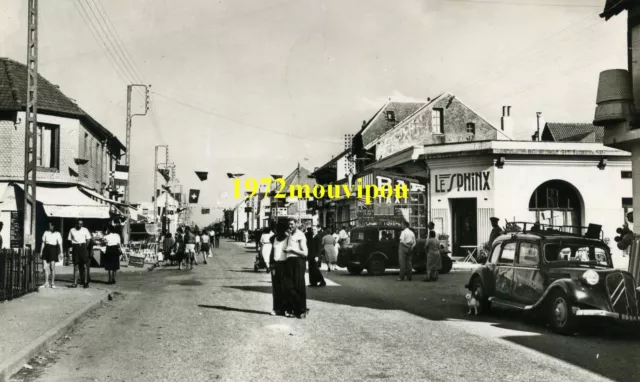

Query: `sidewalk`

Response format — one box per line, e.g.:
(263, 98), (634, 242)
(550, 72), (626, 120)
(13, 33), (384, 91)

(55, 262), (156, 277)
(0, 287), (110, 382)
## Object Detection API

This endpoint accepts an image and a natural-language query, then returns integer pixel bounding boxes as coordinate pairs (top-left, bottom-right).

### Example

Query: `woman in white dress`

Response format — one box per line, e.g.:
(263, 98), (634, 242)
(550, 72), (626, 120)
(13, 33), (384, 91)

(322, 228), (338, 272)
(40, 221), (63, 288)
(104, 225), (124, 284)
(259, 227), (274, 271)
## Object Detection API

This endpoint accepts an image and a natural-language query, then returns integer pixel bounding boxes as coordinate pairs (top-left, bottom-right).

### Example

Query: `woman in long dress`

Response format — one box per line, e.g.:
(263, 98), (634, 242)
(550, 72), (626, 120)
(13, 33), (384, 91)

(260, 227), (274, 271)
(104, 225), (123, 284)
(322, 229), (337, 272)
(40, 221), (63, 288)
(424, 230), (442, 282)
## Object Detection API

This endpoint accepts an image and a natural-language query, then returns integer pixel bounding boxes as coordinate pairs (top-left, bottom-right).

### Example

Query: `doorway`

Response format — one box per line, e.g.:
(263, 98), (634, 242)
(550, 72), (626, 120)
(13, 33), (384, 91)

(450, 198), (478, 257)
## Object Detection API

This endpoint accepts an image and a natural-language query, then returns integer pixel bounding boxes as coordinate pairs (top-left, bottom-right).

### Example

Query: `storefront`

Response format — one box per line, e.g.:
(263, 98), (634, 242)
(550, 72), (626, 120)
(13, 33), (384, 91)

(371, 141), (633, 267)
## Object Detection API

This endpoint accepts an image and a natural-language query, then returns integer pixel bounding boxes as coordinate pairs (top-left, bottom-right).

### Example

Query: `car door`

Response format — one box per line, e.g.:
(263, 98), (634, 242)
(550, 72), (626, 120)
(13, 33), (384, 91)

(494, 241), (517, 300)
(512, 241), (544, 305)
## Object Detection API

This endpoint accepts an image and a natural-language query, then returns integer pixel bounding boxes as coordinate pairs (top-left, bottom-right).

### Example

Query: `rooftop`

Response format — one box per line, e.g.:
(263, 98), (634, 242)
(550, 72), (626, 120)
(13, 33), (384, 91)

(542, 123), (603, 143)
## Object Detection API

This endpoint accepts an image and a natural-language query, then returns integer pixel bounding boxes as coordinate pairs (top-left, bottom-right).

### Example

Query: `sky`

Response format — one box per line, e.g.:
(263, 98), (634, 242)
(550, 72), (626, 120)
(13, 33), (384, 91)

(0, 0), (627, 225)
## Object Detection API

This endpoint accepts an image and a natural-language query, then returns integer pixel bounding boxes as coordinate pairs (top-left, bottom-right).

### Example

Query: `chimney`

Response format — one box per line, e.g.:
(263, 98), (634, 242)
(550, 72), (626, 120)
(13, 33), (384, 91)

(499, 105), (514, 140)
(535, 112), (542, 141)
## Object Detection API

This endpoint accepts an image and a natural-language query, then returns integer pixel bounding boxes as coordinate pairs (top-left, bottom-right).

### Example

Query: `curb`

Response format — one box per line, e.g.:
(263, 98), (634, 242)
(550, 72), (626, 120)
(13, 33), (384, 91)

(0, 290), (110, 382)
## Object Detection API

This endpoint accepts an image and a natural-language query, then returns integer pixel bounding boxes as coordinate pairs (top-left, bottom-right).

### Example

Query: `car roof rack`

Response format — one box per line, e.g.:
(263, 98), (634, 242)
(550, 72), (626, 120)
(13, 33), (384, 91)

(502, 220), (603, 240)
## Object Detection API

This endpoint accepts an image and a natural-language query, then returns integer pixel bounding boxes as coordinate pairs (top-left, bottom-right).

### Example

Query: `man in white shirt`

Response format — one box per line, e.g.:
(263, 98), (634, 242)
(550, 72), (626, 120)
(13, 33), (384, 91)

(398, 221), (416, 281)
(283, 218), (309, 318)
(68, 219), (92, 288)
(200, 232), (210, 264)
(338, 225), (349, 247)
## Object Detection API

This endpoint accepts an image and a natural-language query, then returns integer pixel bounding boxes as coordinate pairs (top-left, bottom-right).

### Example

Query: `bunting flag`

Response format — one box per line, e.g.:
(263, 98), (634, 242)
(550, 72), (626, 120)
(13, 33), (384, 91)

(195, 171), (208, 181)
(177, 207), (187, 213)
(161, 185), (171, 193)
(226, 173), (244, 179)
(68, 167), (79, 177)
(158, 168), (171, 182)
(189, 189), (201, 204)
(201, 208), (210, 215)
(271, 174), (283, 179)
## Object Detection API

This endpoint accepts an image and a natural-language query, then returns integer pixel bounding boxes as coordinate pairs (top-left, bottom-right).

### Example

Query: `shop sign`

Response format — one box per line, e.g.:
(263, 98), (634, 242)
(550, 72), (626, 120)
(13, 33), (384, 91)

(434, 171), (491, 193)
(359, 215), (404, 227)
(376, 175), (426, 193)
(10, 211), (23, 248)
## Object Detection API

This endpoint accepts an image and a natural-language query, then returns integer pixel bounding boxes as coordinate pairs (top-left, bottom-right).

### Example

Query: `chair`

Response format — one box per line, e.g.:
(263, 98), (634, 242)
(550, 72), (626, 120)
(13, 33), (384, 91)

(459, 245), (478, 264)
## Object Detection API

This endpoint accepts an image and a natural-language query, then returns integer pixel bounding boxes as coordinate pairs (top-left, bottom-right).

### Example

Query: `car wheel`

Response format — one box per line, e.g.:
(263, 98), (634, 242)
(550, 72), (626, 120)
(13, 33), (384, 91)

(367, 254), (386, 276)
(347, 265), (363, 275)
(471, 277), (490, 313)
(439, 255), (453, 274)
(548, 290), (577, 335)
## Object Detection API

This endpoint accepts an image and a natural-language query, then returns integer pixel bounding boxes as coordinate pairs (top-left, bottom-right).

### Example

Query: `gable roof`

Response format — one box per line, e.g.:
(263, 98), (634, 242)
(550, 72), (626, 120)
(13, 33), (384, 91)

(360, 100), (426, 149)
(282, 165), (316, 193)
(0, 57), (125, 152)
(311, 150), (348, 176)
(601, 0), (631, 20)
(543, 123), (604, 143)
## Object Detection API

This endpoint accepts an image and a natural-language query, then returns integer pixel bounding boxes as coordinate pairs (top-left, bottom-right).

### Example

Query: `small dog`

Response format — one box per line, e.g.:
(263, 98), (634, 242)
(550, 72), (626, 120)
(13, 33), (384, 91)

(465, 292), (479, 315)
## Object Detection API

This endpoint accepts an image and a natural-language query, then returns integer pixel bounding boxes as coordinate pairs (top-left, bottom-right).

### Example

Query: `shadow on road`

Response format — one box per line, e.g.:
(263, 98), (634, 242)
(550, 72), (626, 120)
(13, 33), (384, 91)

(197, 304), (271, 316)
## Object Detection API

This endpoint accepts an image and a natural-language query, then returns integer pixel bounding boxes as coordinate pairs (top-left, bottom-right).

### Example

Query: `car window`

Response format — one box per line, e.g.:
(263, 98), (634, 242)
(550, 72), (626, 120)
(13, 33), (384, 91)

(517, 242), (539, 266)
(379, 229), (396, 241)
(545, 243), (610, 267)
(489, 243), (502, 263)
(350, 231), (365, 243)
(498, 242), (516, 264)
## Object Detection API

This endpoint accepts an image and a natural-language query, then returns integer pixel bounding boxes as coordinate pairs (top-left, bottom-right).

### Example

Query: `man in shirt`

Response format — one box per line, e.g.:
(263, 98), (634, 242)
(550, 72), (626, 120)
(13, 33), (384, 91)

(283, 218), (309, 318)
(68, 219), (92, 288)
(200, 231), (210, 264)
(306, 225), (326, 287)
(338, 225), (349, 248)
(398, 221), (416, 281)
(184, 227), (197, 269)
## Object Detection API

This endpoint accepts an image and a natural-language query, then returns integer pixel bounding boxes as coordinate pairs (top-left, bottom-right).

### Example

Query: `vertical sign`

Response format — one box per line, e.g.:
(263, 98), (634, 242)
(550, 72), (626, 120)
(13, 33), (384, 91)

(10, 211), (24, 248)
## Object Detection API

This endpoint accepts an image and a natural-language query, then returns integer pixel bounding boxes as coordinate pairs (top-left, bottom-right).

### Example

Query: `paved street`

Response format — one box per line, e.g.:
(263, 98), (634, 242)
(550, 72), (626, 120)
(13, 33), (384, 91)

(10, 239), (640, 382)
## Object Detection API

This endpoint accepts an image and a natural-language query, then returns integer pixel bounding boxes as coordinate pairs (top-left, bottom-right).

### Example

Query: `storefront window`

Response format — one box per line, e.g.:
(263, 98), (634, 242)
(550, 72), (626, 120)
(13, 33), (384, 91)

(529, 180), (582, 233)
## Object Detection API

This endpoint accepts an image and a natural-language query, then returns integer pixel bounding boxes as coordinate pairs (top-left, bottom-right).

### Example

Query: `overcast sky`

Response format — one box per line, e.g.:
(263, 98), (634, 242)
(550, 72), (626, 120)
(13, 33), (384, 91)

(0, 0), (626, 225)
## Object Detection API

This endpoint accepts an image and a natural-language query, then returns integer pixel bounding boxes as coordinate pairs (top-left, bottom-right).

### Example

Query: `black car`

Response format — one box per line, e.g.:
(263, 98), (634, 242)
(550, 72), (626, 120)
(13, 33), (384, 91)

(466, 223), (640, 335)
(337, 226), (453, 276)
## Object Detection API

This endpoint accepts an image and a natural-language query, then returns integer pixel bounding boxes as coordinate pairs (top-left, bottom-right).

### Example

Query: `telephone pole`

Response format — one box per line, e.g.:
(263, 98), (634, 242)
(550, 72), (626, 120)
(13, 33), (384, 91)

(23, 0), (38, 251)
(123, 84), (150, 244)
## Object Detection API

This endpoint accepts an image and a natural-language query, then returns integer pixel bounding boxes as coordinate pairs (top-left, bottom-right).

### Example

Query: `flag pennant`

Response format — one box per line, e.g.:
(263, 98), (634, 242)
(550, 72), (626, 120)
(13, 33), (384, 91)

(195, 171), (208, 181)
(201, 208), (210, 215)
(271, 174), (283, 179)
(68, 167), (79, 177)
(177, 207), (187, 213)
(157, 168), (171, 182)
(226, 173), (245, 179)
(161, 185), (171, 192)
(189, 189), (201, 204)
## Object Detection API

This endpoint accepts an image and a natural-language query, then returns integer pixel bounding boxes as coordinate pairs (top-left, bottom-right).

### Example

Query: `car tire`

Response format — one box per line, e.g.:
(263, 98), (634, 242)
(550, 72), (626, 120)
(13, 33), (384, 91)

(439, 255), (453, 274)
(471, 277), (490, 313)
(548, 290), (577, 335)
(347, 265), (363, 275)
(367, 254), (386, 276)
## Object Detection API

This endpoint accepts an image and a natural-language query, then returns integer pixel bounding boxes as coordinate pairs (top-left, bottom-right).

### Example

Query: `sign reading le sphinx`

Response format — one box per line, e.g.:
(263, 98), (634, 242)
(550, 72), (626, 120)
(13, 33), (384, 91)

(434, 171), (491, 193)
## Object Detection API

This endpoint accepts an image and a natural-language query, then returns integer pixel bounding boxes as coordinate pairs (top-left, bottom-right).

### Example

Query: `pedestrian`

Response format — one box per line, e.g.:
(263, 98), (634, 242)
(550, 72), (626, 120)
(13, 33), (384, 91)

(283, 218), (309, 319)
(322, 228), (337, 272)
(488, 217), (503, 246)
(175, 228), (187, 270)
(200, 231), (210, 264)
(184, 227), (196, 270)
(208, 229), (215, 256)
(307, 225), (326, 287)
(68, 219), (92, 288)
(260, 227), (274, 271)
(268, 220), (290, 316)
(243, 230), (249, 246)
(424, 230), (441, 282)
(194, 231), (201, 264)
(398, 221), (416, 281)
(104, 225), (123, 285)
(40, 220), (63, 288)
(162, 233), (175, 265)
(214, 229), (220, 248)
(338, 225), (349, 248)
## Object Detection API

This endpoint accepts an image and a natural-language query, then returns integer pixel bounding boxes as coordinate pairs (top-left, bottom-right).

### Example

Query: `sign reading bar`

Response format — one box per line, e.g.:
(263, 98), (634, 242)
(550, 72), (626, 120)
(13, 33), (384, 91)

(434, 171), (491, 193)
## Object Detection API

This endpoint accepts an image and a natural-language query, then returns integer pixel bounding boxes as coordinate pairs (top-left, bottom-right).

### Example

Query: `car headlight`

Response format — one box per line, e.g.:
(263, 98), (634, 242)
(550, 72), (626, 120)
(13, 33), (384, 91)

(582, 270), (599, 285)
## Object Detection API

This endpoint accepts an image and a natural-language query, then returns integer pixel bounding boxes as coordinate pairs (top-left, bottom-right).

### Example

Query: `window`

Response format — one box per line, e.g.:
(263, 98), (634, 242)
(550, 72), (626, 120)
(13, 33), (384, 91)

(466, 122), (475, 134)
(489, 243), (502, 263)
(36, 124), (60, 169)
(498, 242), (516, 264)
(517, 242), (539, 266)
(544, 243), (610, 267)
(622, 171), (632, 179)
(379, 229), (396, 241)
(431, 108), (444, 134)
(351, 231), (365, 243)
(95, 142), (100, 169)
(385, 111), (395, 122)
(84, 133), (88, 157)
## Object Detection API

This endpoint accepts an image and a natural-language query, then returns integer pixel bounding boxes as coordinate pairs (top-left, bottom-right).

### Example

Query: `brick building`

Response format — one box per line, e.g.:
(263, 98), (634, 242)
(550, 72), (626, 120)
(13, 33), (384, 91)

(0, 57), (126, 251)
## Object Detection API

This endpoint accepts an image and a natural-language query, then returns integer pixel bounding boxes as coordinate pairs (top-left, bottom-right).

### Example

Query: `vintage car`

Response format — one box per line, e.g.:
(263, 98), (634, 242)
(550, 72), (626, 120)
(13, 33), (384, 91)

(466, 223), (640, 335)
(336, 225), (453, 276)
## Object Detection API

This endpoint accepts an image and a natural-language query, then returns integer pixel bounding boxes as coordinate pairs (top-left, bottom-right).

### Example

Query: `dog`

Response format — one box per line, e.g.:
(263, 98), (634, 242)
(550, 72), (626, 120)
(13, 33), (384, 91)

(465, 292), (479, 315)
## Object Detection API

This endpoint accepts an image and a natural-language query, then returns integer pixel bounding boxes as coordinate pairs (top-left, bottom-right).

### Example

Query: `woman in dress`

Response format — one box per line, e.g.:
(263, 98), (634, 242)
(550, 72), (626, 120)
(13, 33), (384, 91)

(424, 230), (442, 282)
(260, 227), (274, 272)
(40, 221), (63, 288)
(104, 225), (123, 284)
(322, 228), (337, 272)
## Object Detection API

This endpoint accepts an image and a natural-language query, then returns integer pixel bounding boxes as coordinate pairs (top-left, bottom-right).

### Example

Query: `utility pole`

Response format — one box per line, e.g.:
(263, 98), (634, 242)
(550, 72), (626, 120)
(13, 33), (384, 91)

(297, 162), (301, 224)
(23, 0), (38, 251)
(123, 84), (150, 244)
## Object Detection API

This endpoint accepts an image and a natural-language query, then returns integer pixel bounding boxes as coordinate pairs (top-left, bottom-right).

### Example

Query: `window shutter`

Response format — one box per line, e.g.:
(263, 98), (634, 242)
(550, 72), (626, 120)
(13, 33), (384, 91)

(54, 126), (60, 169)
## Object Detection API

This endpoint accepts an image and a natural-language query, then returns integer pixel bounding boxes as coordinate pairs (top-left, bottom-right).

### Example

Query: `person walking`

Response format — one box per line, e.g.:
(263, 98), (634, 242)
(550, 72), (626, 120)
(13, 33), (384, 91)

(307, 225), (326, 287)
(184, 227), (197, 270)
(214, 229), (220, 248)
(398, 221), (416, 281)
(269, 220), (290, 316)
(208, 229), (215, 257)
(194, 231), (201, 265)
(200, 231), (210, 265)
(322, 228), (337, 272)
(175, 228), (187, 270)
(104, 225), (123, 285)
(260, 227), (274, 272)
(424, 230), (442, 282)
(338, 225), (349, 248)
(40, 221), (63, 288)
(68, 219), (92, 288)
(243, 230), (249, 246)
(162, 233), (176, 265)
(283, 218), (309, 319)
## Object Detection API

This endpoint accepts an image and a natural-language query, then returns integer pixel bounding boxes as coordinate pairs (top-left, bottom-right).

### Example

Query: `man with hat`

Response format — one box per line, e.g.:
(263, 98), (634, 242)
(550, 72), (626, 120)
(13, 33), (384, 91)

(488, 217), (503, 246)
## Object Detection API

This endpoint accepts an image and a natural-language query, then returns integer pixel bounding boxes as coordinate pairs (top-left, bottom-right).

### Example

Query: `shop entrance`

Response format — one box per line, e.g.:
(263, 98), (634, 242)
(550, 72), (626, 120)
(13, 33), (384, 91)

(450, 198), (478, 258)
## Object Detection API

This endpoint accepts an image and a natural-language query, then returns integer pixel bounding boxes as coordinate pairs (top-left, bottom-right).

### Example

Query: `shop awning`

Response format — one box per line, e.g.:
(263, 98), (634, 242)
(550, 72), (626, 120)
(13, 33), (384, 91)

(79, 186), (127, 207)
(14, 184), (110, 219)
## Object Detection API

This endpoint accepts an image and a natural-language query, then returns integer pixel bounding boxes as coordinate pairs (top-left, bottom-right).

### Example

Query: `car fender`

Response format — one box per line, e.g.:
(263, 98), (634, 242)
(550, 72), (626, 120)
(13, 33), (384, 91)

(367, 251), (388, 263)
(466, 268), (495, 296)
(526, 279), (579, 310)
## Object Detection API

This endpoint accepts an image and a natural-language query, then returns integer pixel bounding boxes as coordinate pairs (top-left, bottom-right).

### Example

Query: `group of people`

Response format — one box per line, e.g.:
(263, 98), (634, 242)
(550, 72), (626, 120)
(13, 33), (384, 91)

(398, 221), (444, 282)
(40, 219), (124, 289)
(162, 226), (219, 270)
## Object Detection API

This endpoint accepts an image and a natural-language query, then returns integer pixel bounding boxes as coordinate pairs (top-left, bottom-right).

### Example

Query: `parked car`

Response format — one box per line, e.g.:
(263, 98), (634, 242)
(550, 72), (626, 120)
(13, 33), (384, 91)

(466, 223), (640, 335)
(336, 225), (453, 276)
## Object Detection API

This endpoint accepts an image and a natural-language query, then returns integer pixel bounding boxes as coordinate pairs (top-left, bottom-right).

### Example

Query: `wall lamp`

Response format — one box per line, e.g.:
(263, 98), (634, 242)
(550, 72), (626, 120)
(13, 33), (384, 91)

(598, 158), (607, 170)
(495, 156), (505, 169)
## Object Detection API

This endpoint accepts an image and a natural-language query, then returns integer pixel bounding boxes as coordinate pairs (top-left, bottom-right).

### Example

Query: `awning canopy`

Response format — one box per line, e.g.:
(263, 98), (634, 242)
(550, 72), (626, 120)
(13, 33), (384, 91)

(14, 184), (110, 219)
(79, 186), (127, 207)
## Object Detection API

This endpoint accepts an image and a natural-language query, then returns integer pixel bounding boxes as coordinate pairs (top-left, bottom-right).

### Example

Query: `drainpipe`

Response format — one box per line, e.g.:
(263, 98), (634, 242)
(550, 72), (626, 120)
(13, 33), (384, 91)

(536, 112), (542, 141)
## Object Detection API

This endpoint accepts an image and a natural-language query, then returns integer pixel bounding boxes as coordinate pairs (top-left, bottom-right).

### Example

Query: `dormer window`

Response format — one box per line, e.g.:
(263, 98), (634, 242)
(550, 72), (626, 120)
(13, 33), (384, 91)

(385, 111), (395, 122)
(466, 122), (476, 134)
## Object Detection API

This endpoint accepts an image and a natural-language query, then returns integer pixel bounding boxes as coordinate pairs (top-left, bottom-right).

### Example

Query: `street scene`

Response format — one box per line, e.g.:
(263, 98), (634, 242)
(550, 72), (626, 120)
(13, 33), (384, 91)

(1, 0), (640, 381)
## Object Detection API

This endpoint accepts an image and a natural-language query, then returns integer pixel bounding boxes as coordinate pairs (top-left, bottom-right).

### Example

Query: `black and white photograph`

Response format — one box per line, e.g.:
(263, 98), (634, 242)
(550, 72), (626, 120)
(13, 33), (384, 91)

(1, 0), (640, 381)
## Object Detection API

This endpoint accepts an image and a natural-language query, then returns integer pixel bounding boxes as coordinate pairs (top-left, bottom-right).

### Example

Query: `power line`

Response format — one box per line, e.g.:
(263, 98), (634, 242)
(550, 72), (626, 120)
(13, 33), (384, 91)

(152, 91), (343, 145)
(445, 0), (599, 7)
